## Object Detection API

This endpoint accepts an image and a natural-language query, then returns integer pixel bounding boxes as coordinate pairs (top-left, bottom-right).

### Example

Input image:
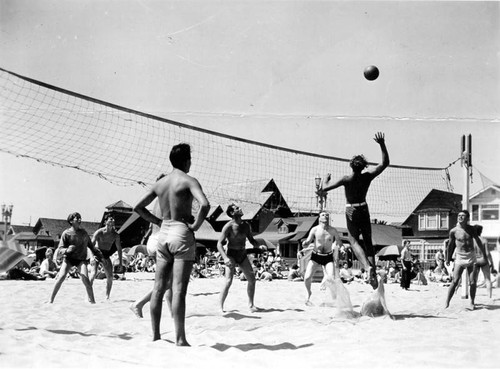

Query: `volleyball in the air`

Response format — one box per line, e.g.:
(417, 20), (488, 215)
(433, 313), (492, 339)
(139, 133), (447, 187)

(364, 65), (379, 81)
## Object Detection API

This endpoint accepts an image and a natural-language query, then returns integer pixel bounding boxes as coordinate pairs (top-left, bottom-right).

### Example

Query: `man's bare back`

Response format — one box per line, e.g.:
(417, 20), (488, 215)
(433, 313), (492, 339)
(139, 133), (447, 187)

(154, 171), (196, 224)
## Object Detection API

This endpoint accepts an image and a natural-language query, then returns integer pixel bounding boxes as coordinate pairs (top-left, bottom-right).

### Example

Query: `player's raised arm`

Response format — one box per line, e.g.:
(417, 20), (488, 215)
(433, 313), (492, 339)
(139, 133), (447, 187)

(368, 132), (390, 178)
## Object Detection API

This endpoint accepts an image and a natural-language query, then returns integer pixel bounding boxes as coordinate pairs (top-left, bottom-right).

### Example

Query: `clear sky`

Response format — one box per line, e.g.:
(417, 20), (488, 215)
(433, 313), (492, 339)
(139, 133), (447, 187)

(0, 0), (499, 225)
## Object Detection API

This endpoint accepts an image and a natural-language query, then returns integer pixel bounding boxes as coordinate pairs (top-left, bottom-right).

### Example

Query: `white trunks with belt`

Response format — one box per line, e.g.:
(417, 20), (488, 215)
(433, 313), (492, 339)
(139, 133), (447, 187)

(345, 202), (367, 207)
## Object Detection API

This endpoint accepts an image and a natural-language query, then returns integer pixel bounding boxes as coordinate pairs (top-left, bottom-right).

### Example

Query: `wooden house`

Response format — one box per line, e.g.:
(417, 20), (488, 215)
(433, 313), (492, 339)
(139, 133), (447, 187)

(401, 189), (462, 264)
(209, 179), (293, 233)
(469, 184), (500, 250)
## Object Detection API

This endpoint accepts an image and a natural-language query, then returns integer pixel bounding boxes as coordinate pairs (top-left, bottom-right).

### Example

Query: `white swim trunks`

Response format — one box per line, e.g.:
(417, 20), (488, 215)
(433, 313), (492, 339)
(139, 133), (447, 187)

(146, 232), (160, 257)
(156, 220), (195, 262)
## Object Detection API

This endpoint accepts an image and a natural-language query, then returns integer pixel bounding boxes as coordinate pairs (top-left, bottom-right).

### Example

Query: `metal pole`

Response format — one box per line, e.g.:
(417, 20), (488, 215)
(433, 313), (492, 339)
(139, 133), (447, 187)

(461, 134), (471, 299)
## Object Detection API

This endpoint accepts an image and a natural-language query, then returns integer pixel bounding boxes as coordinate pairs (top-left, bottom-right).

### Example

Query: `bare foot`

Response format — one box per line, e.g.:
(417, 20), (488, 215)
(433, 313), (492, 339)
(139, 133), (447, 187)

(466, 303), (475, 311)
(176, 340), (191, 347)
(129, 303), (143, 318)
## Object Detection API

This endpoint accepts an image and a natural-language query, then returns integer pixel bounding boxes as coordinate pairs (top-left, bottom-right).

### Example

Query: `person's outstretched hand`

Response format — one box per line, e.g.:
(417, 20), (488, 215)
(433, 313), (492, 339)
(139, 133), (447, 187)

(374, 132), (385, 144)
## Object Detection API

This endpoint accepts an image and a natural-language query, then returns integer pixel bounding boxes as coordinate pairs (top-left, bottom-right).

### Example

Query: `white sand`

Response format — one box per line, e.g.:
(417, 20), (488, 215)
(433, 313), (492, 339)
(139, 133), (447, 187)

(1, 274), (499, 368)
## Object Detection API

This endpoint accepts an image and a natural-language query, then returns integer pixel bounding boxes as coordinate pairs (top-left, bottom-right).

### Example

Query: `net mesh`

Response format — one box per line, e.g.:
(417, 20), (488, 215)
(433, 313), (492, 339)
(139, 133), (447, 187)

(0, 68), (451, 218)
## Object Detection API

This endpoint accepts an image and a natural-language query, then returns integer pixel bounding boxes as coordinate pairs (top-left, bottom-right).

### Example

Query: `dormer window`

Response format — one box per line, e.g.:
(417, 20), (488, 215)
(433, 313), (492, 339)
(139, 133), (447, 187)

(278, 224), (289, 234)
(418, 211), (449, 231)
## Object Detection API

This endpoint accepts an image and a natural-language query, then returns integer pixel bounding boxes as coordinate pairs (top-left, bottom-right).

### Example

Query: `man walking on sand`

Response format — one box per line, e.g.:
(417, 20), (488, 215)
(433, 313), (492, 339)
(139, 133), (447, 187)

(445, 210), (486, 310)
(134, 143), (210, 346)
(217, 204), (265, 313)
(317, 132), (389, 289)
(300, 211), (343, 305)
(472, 224), (497, 302)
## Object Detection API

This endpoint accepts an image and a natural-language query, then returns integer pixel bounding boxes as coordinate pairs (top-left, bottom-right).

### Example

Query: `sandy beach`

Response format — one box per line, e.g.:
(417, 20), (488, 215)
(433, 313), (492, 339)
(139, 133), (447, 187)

(1, 273), (499, 369)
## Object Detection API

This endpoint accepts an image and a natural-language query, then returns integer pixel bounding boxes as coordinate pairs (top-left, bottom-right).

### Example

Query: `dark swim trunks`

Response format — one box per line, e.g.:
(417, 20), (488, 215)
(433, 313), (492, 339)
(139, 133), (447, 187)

(100, 243), (117, 259)
(310, 251), (334, 266)
(227, 248), (248, 265)
(345, 204), (374, 257)
(64, 255), (87, 267)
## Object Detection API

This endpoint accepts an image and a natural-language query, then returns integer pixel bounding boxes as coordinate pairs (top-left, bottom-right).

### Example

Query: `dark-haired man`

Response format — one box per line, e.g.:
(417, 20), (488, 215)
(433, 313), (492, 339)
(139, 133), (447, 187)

(317, 132), (389, 289)
(49, 212), (103, 303)
(217, 204), (264, 313)
(445, 210), (486, 310)
(472, 224), (496, 302)
(301, 211), (343, 305)
(89, 215), (122, 300)
(134, 143), (210, 346)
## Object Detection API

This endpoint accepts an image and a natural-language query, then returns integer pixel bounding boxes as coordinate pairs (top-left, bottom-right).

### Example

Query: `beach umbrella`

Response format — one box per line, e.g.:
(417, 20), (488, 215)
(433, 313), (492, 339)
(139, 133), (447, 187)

(0, 238), (28, 273)
(126, 244), (148, 256)
(22, 253), (37, 267)
(376, 245), (403, 260)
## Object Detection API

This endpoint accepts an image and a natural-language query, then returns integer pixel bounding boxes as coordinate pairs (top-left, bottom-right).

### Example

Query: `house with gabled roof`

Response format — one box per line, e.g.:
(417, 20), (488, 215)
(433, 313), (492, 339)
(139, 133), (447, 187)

(1, 223), (53, 254)
(469, 184), (500, 250)
(401, 189), (462, 264)
(209, 179), (293, 233)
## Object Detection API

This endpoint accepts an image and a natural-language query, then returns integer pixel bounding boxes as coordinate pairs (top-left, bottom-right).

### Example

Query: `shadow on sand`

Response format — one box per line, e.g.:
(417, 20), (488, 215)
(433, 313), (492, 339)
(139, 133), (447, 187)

(211, 341), (313, 352)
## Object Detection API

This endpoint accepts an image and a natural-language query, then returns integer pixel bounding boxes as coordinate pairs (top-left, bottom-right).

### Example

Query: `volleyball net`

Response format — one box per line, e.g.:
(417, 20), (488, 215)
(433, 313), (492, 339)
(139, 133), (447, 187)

(0, 68), (452, 219)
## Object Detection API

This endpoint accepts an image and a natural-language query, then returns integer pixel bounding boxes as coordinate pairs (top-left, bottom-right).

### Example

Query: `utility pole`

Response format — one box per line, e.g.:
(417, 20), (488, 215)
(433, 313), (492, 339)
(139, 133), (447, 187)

(461, 134), (472, 299)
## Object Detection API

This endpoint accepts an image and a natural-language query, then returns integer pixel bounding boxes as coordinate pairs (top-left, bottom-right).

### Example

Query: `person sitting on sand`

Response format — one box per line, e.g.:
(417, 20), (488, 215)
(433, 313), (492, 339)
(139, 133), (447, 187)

(287, 264), (303, 282)
(339, 262), (354, 283)
(39, 248), (59, 278)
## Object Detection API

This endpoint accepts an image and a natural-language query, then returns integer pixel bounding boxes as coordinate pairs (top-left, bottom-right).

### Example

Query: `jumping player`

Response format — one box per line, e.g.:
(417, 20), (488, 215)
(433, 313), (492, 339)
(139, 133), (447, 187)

(317, 132), (389, 289)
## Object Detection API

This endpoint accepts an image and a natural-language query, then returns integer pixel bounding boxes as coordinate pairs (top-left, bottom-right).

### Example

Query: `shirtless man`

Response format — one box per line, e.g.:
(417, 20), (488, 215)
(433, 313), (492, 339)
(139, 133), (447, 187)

(89, 215), (122, 299)
(445, 210), (486, 310)
(130, 174), (171, 318)
(217, 204), (264, 313)
(300, 211), (343, 305)
(134, 143), (210, 346)
(317, 132), (389, 289)
(49, 212), (103, 304)
(472, 224), (496, 301)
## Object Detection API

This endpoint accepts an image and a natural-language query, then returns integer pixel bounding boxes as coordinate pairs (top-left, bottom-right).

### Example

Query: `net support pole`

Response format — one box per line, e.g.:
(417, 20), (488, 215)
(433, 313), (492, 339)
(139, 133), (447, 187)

(461, 134), (471, 299)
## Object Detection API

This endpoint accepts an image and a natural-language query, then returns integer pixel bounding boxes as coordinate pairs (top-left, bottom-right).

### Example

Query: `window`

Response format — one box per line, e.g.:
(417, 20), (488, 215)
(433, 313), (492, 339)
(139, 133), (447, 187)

(278, 224), (289, 234)
(472, 205), (479, 221)
(418, 212), (450, 231)
(481, 204), (499, 220)
(439, 212), (449, 229)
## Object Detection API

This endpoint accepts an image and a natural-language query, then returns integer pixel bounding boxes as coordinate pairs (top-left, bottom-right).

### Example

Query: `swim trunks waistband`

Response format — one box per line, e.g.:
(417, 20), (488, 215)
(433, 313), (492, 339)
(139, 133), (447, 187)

(346, 202), (367, 207)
